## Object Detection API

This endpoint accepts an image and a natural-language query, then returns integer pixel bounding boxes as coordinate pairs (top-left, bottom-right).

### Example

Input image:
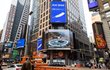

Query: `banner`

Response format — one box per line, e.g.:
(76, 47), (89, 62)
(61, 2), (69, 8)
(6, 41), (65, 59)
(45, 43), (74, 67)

(37, 38), (42, 51)
(88, 0), (98, 9)
(95, 34), (106, 49)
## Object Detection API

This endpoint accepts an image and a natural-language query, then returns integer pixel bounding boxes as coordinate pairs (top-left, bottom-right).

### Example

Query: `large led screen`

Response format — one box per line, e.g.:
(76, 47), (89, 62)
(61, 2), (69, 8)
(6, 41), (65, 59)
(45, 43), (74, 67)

(37, 38), (42, 51)
(5, 42), (13, 48)
(44, 29), (73, 49)
(88, 0), (98, 9)
(50, 2), (67, 24)
(16, 39), (25, 48)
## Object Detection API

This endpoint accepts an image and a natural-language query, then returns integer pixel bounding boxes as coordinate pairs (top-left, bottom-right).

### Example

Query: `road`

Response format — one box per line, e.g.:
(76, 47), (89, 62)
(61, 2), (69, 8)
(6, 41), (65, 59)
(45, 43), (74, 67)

(2, 66), (109, 70)
(2, 66), (7, 70)
(74, 68), (108, 70)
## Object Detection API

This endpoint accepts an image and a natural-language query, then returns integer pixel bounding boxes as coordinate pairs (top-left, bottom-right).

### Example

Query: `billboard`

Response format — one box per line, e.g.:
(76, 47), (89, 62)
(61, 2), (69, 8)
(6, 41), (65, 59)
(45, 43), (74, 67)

(95, 34), (106, 49)
(37, 38), (42, 51)
(5, 42), (13, 48)
(16, 39), (25, 48)
(12, 49), (19, 59)
(44, 29), (73, 49)
(88, 0), (98, 9)
(50, 1), (67, 24)
(92, 22), (107, 49)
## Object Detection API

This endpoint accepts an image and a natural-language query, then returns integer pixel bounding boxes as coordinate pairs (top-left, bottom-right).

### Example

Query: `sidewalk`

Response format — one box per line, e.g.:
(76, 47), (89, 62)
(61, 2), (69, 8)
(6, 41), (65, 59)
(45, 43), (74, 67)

(74, 67), (108, 70)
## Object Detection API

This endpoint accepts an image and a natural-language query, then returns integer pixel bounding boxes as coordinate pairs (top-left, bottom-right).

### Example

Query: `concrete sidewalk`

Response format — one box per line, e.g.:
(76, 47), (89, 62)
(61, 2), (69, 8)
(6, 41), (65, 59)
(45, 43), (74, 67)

(74, 68), (108, 70)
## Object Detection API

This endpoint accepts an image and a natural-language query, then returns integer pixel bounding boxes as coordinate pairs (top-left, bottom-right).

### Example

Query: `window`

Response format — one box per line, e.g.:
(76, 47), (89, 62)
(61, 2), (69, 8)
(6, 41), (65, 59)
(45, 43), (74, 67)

(106, 11), (110, 17)
(108, 21), (110, 29)
(104, 3), (109, 9)
(46, 16), (48, 20)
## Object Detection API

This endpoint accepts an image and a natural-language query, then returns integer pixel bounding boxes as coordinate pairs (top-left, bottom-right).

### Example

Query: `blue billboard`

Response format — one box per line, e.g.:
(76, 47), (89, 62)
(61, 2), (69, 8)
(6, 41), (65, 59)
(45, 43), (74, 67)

(50, 1), (67, 24)
(16, 39), (25, 48)
(88, 0), (98, 9)
(37, 38), (42, 51)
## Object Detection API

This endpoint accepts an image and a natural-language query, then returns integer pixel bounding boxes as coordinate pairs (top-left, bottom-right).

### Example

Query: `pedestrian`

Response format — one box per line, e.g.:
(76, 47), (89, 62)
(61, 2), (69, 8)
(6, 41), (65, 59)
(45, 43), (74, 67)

(0, 59), (3, 70)
(21, 58), (32, 70)
(31, 61), (35, 70)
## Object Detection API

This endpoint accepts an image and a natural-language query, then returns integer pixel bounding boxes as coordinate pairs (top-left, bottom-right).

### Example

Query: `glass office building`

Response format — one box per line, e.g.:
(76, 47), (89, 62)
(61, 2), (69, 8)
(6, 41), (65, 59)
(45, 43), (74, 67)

(10, 0), (30, 42)
(30, 0), (91, 64)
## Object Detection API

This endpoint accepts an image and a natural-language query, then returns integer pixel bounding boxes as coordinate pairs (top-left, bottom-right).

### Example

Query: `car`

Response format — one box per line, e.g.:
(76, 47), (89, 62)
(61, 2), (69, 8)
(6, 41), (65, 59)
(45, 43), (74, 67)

(7, 64), (22, 70)
(49, 62), (66, 66)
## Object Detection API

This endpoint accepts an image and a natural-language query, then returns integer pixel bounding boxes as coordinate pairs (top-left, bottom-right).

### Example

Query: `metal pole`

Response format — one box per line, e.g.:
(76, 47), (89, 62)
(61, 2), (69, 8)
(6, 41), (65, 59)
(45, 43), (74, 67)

(24, 24), (28, 56)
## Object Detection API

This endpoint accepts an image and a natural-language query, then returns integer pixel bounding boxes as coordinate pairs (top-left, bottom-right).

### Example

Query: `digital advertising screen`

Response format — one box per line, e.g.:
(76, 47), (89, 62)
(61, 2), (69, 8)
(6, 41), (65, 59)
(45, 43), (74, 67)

(50, 1), (67, 24)
(37, 38), (42, 51)
(88, 0), (98, 9)
(5, 42), (13, 48)
(44, 29), (73, 49)
(16, 39), (25, 48)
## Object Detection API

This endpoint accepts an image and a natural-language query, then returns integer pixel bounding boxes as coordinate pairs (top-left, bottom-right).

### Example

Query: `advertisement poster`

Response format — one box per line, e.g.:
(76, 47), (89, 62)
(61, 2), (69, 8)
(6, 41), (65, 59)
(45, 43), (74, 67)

(88, 0), (98, 9)
(44, 29), (73, 48)
(95, 34), (106, 49)
(37, 38), (42, 51)
(16, 39), (25, 48)
(50, 1), (67, 23)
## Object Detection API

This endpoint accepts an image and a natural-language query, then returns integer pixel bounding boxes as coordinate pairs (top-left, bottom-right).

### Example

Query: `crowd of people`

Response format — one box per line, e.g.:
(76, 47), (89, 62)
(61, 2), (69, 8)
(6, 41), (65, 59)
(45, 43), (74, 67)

(84, 59), (110, 69)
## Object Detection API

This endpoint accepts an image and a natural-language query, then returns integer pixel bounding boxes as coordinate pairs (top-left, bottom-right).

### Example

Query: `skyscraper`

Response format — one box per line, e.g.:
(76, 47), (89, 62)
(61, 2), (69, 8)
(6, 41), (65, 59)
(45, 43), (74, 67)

(30, 0), (90, 64)
(88, 0), (110, 49)
(10, 0), (30, 42)
(1, 0), (30, 58)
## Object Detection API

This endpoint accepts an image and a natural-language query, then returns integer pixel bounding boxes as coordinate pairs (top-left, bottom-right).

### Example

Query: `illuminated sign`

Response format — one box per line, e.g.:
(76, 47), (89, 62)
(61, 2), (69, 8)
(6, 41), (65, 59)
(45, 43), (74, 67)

(44, 29), (73, 48)
(16, 39), (25, 48)
(37, 38), (42, 51)
(50, 2), (67, 23)
(95, 34), (106, 49)
(88, 0), (98, 9)
(5, 42), (13, 48)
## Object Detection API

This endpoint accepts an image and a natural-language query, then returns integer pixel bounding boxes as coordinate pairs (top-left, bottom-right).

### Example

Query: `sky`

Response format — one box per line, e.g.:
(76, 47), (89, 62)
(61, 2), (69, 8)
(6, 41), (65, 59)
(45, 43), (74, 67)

(0, 0), (12, 31)
(82, 0), (93, 37)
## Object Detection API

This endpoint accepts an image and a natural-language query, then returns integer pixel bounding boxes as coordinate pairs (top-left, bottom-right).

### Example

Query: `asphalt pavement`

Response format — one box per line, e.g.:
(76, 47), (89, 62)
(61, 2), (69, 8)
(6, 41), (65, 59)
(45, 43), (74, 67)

(2, 66), (109, 70)
(74, 67), (109, 70)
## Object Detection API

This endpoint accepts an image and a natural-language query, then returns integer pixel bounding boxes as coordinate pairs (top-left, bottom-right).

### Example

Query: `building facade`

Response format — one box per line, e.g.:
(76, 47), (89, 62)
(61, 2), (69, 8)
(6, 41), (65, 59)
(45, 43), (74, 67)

(1, 0), (30, 59)
(10, 0), (30, 42)
(30, 0), (90, 64)
(90, 0), (110, 50)
(98, 0), (110, 50)
(4, 5), (16, 42)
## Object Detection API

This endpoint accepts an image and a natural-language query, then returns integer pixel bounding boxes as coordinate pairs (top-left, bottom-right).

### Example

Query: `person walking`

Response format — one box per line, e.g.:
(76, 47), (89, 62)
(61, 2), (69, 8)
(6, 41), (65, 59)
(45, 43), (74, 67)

(21, 58), (32, 70)
(0, 59), (3, 70)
